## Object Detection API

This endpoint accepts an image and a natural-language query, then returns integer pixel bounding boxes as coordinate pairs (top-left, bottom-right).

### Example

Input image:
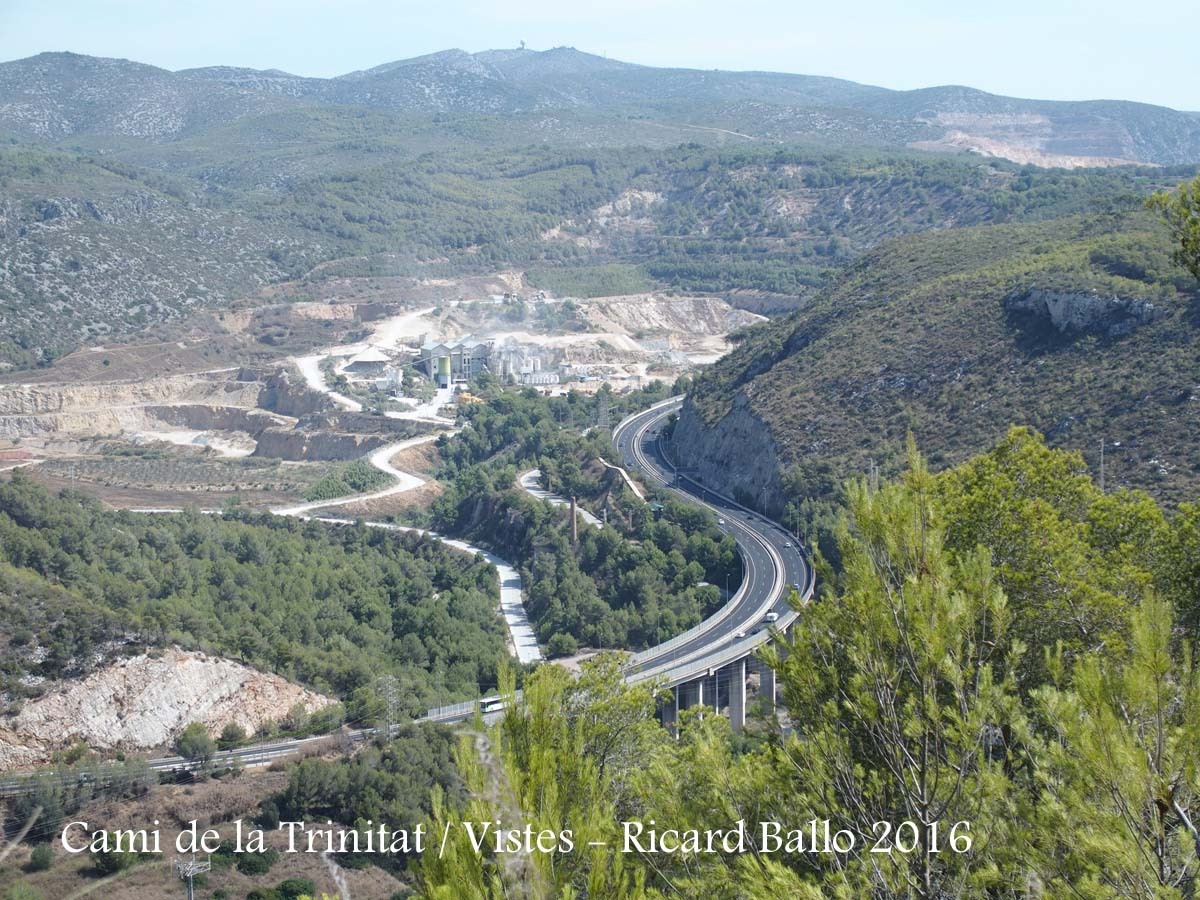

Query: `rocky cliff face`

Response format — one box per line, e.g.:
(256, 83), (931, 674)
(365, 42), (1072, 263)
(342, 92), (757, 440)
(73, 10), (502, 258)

(0, 372), (262, 417)
(252, 429), (392, 461)
(0, 372), (291, 438)
(673, 393), (785, 514)
(1004, 288), (1166, 338)
(251, 368), (332, 418)
(582, 295), (763, 336)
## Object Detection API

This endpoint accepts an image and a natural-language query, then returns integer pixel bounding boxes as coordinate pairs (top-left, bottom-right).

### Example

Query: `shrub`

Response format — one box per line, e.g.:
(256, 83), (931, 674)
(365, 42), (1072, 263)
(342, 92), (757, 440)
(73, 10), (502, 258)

(256, 799), (281, 830)
(235, 847), (280, 876)
(277, 878), (317, 899)
(281, 701), (309, 733)
(174, 722), (215, 766)
(28, 843), (53, 871)
(92, 848), (137, 875)
(547, 632), (579, 658)
(218, 722), (247, 750)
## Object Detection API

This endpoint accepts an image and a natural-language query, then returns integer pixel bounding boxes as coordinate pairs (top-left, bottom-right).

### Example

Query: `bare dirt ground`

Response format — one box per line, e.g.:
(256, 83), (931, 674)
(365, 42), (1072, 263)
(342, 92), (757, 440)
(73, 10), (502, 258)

(24, 468), (304, 511)
(318, 440), (445, 518)
(383, 440), (440, 477)
(331, 480), (445, 519)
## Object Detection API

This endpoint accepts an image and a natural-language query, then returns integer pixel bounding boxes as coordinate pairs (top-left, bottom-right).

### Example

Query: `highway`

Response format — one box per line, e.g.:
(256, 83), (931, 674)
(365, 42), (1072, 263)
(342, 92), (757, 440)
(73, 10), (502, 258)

(611, 398), (812, 686)
(0, 395), (813, 793)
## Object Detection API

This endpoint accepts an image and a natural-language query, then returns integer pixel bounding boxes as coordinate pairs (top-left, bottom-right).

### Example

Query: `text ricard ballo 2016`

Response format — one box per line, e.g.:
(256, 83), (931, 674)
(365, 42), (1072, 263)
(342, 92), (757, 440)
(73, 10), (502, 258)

(62, 817), (973, 858)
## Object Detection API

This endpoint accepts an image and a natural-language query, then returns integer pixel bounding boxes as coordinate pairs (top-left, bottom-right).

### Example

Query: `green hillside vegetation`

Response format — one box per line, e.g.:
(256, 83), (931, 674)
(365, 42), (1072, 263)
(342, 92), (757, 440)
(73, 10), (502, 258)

(420, 433), (1200, 898)
(637, 149), (1179, 300)
(302, 458), (391, 501)
(2, 131), (1188, 368)
(267, 723), (464, 879)
(5, 48), (1200, 166)
(423, 385), (740, 652)
(525, 263), (656, 298)
(682, 206), (1200, 530)
(0, 145), (316, 368)
(0, 472), (508, 713)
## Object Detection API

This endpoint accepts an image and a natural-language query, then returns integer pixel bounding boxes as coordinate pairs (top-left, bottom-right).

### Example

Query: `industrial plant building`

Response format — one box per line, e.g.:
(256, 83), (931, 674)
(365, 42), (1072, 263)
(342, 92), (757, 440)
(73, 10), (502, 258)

(415, 336), (559, 388)
(417, 337), (494, 388)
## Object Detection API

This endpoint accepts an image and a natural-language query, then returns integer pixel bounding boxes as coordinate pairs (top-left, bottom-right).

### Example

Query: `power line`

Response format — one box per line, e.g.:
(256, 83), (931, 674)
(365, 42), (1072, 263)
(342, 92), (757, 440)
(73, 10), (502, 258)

(176, 854), (211, 900)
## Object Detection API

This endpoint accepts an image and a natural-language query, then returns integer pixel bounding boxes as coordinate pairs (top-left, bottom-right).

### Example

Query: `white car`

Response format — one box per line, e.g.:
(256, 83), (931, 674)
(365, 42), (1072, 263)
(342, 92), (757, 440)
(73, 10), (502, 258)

(764, 612), (780, 623)
(733, 630), (747, 640)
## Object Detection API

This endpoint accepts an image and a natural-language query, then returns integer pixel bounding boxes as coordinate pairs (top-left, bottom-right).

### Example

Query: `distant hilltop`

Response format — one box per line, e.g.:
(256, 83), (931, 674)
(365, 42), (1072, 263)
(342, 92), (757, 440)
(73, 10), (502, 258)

(1, 46), (1199, 167)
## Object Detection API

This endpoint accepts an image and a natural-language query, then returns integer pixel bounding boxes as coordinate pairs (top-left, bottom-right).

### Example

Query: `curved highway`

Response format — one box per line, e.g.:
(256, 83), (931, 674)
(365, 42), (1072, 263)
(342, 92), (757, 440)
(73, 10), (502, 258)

(0, 395), (813, 792)
(612, 398), (813, 687)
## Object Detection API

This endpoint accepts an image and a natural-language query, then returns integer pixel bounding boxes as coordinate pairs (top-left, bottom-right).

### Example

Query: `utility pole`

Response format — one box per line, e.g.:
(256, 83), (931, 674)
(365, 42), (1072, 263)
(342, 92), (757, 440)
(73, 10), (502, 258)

(176, 855), (210, 900)
(570, 496), (579, 546)
(376, 675), (400, 740)
(1099, 438), (1105, 493)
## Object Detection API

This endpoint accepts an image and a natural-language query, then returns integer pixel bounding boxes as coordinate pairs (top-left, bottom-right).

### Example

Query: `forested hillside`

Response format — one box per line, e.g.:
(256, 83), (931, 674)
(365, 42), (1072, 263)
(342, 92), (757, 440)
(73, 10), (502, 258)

(4, 48), (1199, 166)
(1, 46), (1194, 370)
(420, 432), (1200, 898)
(422, 384), (740, 653)
(3, 132), (1186, 368)
(676, 205), (1200, 524)
(0, 472), (509, 714)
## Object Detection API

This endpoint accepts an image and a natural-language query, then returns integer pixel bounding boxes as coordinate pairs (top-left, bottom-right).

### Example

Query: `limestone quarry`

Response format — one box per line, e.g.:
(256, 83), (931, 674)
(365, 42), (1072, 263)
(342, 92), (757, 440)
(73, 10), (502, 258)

(0, 649), (332, 771)
(0, 274), (757, 514)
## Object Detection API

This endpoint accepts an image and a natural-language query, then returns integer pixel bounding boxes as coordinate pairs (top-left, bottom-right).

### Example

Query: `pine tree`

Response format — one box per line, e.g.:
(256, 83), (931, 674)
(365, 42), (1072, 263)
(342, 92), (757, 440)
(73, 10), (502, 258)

(764, 439), (1029, 897)
(1033, 593), (1200, 896)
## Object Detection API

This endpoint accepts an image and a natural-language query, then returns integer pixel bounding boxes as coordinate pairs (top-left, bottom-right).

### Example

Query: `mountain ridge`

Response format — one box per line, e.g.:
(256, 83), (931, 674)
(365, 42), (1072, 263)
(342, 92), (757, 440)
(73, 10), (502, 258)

(1, 47), (1197, 166)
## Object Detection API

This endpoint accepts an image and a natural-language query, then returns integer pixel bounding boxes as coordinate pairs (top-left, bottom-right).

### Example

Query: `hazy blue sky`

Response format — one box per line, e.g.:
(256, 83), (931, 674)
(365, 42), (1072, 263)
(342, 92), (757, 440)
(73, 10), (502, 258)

(1, 0), (1196, 109)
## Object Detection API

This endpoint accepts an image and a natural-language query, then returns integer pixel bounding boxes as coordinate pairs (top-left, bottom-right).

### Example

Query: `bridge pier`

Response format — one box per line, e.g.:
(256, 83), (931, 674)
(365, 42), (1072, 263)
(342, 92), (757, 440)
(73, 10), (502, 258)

(675, 679), (702, 713)
(659, 661), (753, 732)
(728, 658), (746, 732)
(760, 662), (776, 712)
(661, 685), (679, 731)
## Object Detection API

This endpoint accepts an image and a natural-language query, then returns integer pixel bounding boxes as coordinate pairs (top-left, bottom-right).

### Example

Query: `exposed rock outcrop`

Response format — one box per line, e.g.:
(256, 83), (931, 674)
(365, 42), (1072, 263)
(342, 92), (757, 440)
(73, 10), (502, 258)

(672, 393), (784, 514)
(252, 429), (393, 461)
(251, 367), (332, 418)
(142, 404), (289, 434)
(1004, 288), (1165, 338)
(0, 648), (333, 771)
(0, 402), (289, 440)
(0, 372), (262, 418)
(0, 371), (289, 439)
(583, 295), (764, 336)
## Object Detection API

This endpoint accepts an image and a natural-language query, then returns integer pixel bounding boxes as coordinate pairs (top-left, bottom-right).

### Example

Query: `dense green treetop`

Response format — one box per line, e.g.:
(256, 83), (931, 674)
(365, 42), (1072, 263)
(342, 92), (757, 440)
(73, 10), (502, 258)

(0, 471), (508, 710)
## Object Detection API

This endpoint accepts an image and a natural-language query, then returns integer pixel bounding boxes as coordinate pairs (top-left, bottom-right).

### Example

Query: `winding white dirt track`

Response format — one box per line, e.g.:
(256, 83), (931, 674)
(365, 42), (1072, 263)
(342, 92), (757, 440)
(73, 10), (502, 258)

(286, 342), (542, 663)
(271, 433), (442, 517)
